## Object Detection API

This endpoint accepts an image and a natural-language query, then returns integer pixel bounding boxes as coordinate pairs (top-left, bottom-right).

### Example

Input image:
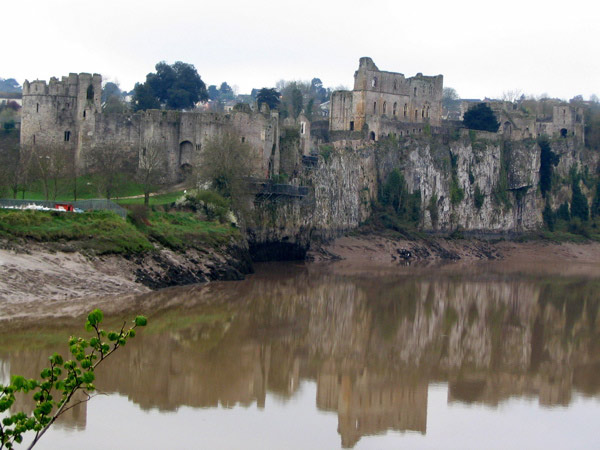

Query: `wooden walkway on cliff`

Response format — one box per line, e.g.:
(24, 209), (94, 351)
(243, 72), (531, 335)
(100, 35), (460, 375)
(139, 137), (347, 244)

(246, 178), (309, 199)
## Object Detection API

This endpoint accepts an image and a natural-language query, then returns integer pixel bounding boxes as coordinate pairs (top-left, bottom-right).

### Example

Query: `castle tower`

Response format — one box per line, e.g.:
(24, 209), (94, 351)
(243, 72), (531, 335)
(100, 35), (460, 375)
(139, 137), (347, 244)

(21, 73), (102, 166)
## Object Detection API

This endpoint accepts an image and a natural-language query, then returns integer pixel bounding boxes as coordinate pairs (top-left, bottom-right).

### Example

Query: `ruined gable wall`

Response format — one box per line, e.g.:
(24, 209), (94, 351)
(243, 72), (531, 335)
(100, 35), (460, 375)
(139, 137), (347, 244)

(331, 58), (443, 134)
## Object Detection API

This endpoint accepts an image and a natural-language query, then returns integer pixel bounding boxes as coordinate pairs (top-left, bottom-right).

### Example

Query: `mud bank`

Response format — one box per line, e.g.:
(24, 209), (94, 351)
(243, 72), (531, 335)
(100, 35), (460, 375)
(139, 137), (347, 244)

(2, 234), (600, 304)
(307, 234), (600, 272)
(0, 240), (252, 303)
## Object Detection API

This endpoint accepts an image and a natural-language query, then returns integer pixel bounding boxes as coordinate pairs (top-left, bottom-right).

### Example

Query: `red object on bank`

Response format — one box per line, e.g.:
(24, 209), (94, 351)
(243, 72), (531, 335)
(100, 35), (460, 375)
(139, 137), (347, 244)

(54, 203), (74, 212)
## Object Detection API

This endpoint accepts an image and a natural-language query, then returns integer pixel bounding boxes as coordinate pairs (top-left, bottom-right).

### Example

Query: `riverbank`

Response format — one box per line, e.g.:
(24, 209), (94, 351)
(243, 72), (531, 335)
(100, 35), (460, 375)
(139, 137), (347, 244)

(2, 228), (600, 304)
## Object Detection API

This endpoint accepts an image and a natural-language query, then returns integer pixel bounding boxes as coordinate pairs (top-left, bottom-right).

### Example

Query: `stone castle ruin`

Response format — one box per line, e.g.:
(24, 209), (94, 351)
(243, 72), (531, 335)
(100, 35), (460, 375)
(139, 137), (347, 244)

(329, 57), (444, 140)
(21, 74), (280, 183)
(19, 57), (586, 191)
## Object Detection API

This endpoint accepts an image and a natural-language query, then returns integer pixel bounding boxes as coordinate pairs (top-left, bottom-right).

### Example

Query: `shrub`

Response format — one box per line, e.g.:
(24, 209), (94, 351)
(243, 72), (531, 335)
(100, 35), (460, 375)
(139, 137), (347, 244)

(539, 138), (560, 198)
(571, 179), (589, 221)
(463, 103), (500, 132)
(542, 200), (555, 231)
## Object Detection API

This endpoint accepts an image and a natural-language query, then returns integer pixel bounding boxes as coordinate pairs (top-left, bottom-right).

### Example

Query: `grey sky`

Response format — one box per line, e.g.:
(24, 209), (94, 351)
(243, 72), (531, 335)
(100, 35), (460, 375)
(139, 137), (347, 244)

(7, 0), (599, 100)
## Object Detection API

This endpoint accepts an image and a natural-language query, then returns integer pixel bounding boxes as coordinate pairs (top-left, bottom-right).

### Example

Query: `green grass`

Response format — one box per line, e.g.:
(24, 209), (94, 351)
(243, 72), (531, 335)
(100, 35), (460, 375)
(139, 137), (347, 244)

(0, 208), (240, 255)
(142, 211), (238, 251)
(9, 173), (160, 202)
(116, 191), (185, 206)
(0, 209), (153, 254)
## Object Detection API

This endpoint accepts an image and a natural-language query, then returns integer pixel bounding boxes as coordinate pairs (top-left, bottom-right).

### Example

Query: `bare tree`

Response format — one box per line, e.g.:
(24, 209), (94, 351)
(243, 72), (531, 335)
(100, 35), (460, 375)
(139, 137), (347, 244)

(86, 140), (133, 200)
(136, 138), (167, 206)
(30, 144), (72, 200)
(195, 132), (258, 217)
(501, 89), (524, 103)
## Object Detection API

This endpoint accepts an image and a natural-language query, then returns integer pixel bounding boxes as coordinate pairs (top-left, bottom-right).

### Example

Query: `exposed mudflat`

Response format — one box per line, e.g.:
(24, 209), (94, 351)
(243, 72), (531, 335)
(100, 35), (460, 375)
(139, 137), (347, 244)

(308, 234), (600, 277)
(1, 235), (599, 310)
(0, 239), (252, 308)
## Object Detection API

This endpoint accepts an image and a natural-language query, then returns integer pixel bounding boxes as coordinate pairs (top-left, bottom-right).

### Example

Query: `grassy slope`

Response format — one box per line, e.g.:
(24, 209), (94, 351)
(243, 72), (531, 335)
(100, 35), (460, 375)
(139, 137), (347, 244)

(0, 209), (238, 255)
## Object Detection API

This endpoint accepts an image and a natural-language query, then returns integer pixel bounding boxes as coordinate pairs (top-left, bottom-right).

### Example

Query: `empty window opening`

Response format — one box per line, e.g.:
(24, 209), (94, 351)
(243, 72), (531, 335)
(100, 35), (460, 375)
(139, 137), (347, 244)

(83, 110), (86, 118)
(86, 85), (94, 100)
(195, 144), (201, 150)
(383, 102), (387, 115)
(142, 147), (147, 157)
(414, 87), (417, 96)
(300, 122), (306, 134)
(560, 128), (568, 138)
(36, 103), (39, 113)
(400, 131), (403, 136)
(369, 131), (376, 141)
(422, 108), (425, 118)
(64, 131), (71, 142)
(393, 80), (397, 90)
(349, 121), (354, 131)
(33, 134), (36, 145)
(415, 109), (418, 120)
(372, 77), (378, 88)
(393, 102), (397, 116)
(241, 137), (245, 143)
(373, 102), (377, 114)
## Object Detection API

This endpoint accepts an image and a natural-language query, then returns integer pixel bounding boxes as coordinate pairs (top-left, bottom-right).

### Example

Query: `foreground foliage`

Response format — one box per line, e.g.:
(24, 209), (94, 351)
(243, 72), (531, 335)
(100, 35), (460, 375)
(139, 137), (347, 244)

(0, 310), (147, 449)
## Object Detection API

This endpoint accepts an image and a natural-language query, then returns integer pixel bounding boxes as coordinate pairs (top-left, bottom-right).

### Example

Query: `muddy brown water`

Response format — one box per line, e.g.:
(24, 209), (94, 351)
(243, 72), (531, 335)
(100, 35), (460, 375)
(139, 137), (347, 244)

(1, 260), (600, 449)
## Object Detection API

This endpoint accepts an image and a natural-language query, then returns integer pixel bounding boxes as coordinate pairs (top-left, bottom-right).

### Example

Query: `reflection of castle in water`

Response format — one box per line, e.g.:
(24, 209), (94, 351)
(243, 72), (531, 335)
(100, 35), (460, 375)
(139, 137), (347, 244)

(3, 265), (600, 447)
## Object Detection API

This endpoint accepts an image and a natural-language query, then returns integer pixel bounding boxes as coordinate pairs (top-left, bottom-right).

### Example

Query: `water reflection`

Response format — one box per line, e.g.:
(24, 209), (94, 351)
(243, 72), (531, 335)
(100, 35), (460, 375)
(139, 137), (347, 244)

(2, 262), (600, 448)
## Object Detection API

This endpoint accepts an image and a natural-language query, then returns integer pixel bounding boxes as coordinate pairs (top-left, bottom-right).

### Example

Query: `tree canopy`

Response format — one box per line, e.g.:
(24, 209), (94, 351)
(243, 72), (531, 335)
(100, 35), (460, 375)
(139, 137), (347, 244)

(131, 61), (208, 111)
(256, 88), (280, 111)
(463, 103), (500, 132)
(0, 78), (21, 93)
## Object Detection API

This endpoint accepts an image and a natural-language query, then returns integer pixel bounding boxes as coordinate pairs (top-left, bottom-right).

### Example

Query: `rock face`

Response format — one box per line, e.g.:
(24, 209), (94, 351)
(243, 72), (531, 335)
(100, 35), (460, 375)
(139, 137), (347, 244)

(246, 143), (376, 260)
(247, 132), (597, 256)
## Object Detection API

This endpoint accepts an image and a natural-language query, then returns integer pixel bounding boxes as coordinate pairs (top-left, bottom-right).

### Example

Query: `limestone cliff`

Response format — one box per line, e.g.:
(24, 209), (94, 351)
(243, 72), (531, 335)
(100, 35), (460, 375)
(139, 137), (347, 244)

(246, 131), (597, 258)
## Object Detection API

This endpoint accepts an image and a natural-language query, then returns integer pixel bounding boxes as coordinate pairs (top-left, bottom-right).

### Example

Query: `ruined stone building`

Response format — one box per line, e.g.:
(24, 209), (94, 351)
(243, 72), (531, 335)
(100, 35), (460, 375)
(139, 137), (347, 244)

(329, 57), (444, 140)
(458, 99), (585, 143)
(21, 73), (280, 183)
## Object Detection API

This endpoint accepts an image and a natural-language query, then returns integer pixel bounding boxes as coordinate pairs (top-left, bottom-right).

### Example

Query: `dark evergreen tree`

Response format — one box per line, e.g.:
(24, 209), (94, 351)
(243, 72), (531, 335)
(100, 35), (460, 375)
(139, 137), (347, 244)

(538, 139), (560, 198)
(131, 82), (160, 111)
(556, 202), (571, 222)
(570, 179), (589, 221)
(132, 61), (208, 111)
(463, 103), (500, 132)
(256, 88), (280, 110)
(592, 180), (600, 218)
(542, 200), (555, 231)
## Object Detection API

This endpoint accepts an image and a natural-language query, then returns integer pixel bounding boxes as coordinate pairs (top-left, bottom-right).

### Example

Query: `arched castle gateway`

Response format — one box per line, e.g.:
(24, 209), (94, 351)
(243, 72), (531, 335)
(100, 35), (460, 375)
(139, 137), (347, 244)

(20, 73), (280, 183)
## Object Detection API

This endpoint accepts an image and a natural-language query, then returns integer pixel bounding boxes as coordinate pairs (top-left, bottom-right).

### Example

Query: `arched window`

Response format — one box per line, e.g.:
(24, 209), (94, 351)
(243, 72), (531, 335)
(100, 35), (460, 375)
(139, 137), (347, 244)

(422, 108), (425, 118)
(403, 104), (408, 117)
(383, 102), (387, 115)
(372, 77), (378, 88)
(393, 80), (397, 90)
(393, 102), (397, 116)
(415, 109), (418, 120)
(414, 87), (417, 96)
(373, 102), (377, 114)
(369, 131), (376, 141)
(86, 85), (94, 101)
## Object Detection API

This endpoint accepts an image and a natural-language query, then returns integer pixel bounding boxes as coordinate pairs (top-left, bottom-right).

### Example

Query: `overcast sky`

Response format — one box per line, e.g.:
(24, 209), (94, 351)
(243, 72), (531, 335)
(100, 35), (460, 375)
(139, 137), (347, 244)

(6, 0), (599, 100)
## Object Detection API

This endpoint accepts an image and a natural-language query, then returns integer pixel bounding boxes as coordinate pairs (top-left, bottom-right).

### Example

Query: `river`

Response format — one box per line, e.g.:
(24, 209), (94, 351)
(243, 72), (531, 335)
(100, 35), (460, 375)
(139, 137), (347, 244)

(1, 260), (600, 449)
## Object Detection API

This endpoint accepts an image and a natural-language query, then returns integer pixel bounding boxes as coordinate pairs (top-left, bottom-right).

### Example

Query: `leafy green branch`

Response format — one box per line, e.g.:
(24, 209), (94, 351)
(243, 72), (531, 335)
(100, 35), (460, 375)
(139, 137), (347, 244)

(0, 309), (147, 449)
